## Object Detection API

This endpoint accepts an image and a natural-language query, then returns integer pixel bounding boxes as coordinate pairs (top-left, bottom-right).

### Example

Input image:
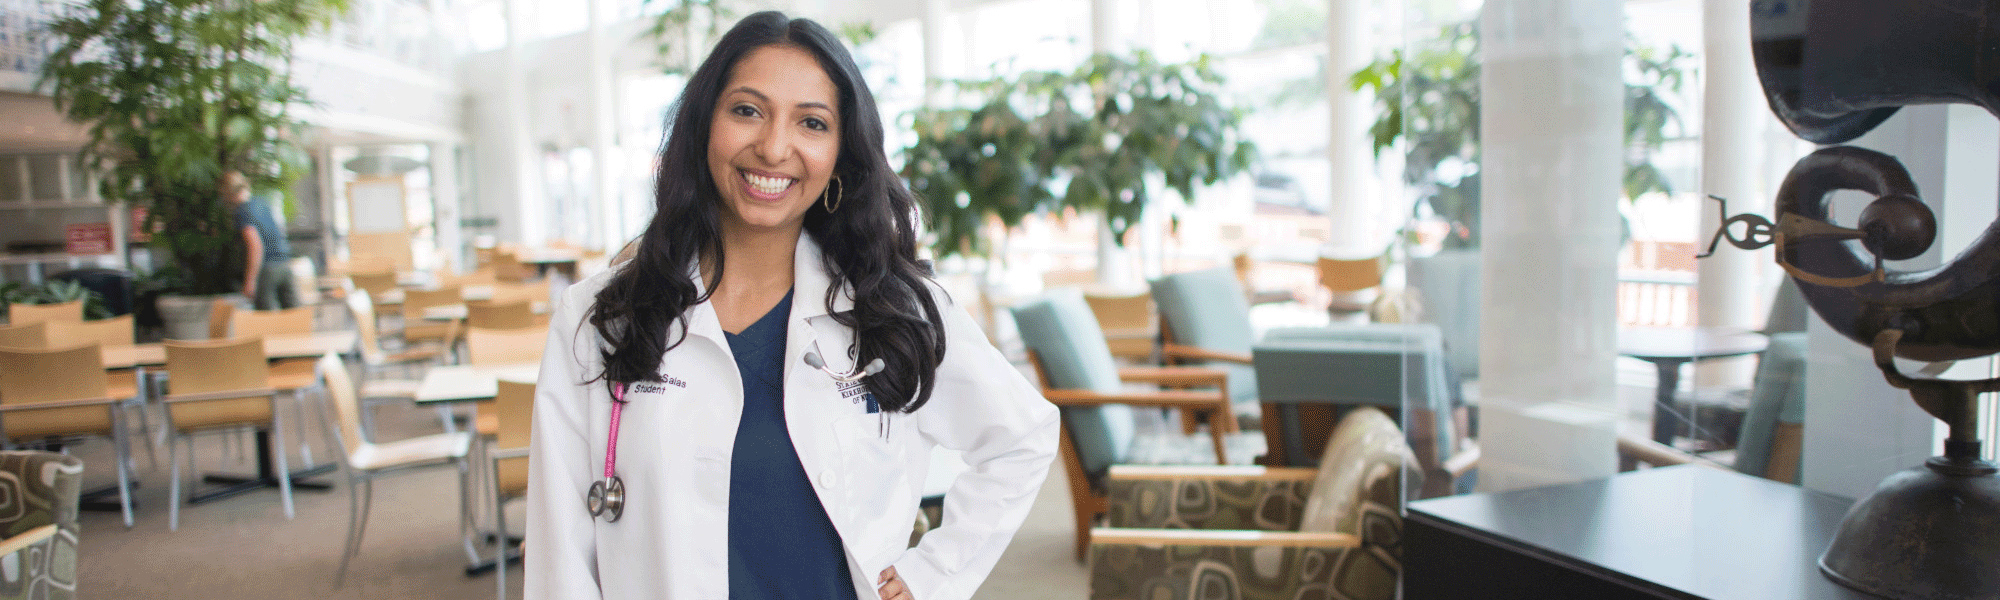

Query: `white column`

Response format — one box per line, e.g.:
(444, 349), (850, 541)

(586, 0), (622, 253)
(1693, 0), (1766, 387)
(429, 142), (463, 272)
(1324, 0), (1377, 257)
(1090, 0), (1136, 288)
(1476, 0), (1626, 492)
(502, 0), (544, 247)
(922, 0), (950, 106)
(1800, 104), (1999, 499)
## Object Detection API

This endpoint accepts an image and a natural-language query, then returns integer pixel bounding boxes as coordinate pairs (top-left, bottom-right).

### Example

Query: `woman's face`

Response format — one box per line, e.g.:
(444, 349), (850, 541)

(707, 44), (842, 238)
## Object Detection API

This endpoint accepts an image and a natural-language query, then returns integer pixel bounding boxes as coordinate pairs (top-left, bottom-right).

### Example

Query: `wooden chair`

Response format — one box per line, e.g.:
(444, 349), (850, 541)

(1082, 291), (1158, 362)
(206, 299), (235, 340)
(487, 280), (551, 306)
(465, 300), (536, 331)
(230, 306), (328, 465)
(0, 322), (47, 349)
(1318, 255), (1387, 318)
(489, 379), (534, 597)
(400, 286), (463, 347)
(8, 301), (83, 326)
(0, 343), (138, 527)
(315, 353), (475, 586)
(348, 270), (401, 312)
(1087, 408), (1417, 600)
(344, 289), (450, 436)
(44, 315), (143, 403)
(1011, 291), (1237, 561)
(161, 337), (294, 530)
(463, 325), (548, 436)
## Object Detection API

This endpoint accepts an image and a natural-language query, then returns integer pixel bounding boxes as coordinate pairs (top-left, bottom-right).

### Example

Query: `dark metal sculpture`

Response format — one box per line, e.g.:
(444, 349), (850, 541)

(1733, 1), (2000, 598)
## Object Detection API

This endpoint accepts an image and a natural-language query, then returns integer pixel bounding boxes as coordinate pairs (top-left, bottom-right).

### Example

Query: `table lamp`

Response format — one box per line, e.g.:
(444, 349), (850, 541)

(1727, 1), (2000, 598)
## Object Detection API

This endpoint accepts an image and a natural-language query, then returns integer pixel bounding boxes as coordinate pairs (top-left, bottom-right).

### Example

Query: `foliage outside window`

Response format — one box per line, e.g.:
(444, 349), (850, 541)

(902, 51), (1257, 260)
(1350, 22), (1692, 250)
(39, 0), (348, 296)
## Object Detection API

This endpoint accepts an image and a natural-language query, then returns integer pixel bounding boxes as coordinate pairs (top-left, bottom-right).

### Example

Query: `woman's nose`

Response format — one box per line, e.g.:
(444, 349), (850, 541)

(752, 122), (787, 163)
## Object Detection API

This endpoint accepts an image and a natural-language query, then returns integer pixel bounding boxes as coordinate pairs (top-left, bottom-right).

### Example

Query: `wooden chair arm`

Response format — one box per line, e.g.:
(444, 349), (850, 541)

(1089, 528), (1361, 548)
(1616, 433), (1732, 471)
(1160, 343), (1253, 365)
(1109, 465), (1318, 481)
(0, 525), (57, 557)
(1041, 388), (1230, 410)
(1442, 439), (1481, 479)
(0, 398), (121, 411)
(164, 389), (278, 404)
(1116, 366), (1227, 387)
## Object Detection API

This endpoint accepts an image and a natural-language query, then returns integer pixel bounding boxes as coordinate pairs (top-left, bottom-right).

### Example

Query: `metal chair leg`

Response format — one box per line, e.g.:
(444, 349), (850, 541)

(272, 406), (294, 519)
(168, 434), (182, 532)
(335, 472), (364, 588)
(112, 407), (133, 528)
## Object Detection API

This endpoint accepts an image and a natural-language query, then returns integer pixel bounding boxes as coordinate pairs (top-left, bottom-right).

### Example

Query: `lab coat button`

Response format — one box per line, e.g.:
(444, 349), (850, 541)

(820, 469), (838, 489)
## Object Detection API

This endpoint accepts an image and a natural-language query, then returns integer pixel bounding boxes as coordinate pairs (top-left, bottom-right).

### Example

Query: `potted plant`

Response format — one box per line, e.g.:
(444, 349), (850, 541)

(38, 0), (347, 338)
(903, 51), (1256, 263)
(0, 280), (112, 321)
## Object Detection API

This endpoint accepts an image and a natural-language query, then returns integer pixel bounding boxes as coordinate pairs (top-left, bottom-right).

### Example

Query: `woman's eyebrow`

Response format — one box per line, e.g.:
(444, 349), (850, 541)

(726, 86), (832, 113)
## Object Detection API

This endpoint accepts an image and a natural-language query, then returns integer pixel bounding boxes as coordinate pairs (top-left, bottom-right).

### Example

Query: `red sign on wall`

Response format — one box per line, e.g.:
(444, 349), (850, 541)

(66, 223), (113, 255)
(129, 207), (151, 244)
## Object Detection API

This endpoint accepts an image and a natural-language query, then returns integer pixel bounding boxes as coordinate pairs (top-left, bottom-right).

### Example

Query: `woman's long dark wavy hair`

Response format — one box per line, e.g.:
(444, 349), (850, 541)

(588, 11), (946, 413)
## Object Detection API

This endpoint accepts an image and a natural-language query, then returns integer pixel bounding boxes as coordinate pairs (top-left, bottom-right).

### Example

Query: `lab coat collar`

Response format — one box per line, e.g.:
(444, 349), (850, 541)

(682, 233), (853, 344)
(791, 233), (856, 320)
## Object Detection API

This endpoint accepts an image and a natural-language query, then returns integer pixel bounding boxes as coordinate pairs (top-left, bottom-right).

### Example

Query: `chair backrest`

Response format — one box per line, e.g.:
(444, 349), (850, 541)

(9, 301), (83, 326)
(45, 314), (136, 349)
(349, 230), (414, 274)
(0, 322), (48, 349)
(0, 450), (82, 592)
(494, 379), (535, 495)
(1254, 323), (1460, 468)
(443, 267), (498, 288)
(348, 270), (400, 297)
(402, 285), (464, 318)
(163, 337), (275, 430)
(1318, 255), (1386, 293)
(1150, 267), (1260, 404)
(1735, 332), (1809, 483)
(1296, 407), (1416, 599)
(466, 325), (549, 365)
(489, 280), (551, 306)
(1150, 267), (1255, 356)
(345, 289), (388, 365)
(466, 300), (536, 330)
(208, 298), (235, 340)
(0, 343), (116, 438)
(317, 353), (369, 451)
(1082, 291), (1156, 360)
(232, 306), (317, 337)
(163, 337), (271, 395)
(1010, 290), (1132, 477)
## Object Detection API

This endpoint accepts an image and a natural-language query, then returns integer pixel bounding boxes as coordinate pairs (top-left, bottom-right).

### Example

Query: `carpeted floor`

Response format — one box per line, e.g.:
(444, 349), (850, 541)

(66, 359), (1088, 600)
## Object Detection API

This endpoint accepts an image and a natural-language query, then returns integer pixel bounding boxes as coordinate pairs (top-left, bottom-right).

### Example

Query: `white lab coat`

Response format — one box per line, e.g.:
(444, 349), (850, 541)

(524, 235), (1060, 600)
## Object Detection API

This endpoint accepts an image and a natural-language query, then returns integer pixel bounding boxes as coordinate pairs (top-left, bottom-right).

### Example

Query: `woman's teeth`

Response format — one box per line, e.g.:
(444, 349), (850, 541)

(746, 173), (792, 195)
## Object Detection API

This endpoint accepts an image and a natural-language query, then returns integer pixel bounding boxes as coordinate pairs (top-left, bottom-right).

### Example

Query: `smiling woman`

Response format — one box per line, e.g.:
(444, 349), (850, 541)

(525, 10), (1060, 600)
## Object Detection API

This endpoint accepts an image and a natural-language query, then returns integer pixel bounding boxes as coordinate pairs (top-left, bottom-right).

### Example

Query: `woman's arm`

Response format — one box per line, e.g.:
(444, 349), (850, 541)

(524, 285), (605, 599)
(893, 288), (1060, 600)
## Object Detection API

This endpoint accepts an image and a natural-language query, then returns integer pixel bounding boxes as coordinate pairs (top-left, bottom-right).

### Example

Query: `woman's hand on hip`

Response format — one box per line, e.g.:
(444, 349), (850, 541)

(876, 566), (912, 600)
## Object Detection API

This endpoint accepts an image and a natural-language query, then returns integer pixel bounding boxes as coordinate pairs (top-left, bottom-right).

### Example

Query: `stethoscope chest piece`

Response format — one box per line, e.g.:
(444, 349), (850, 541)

(588, 475), (626, 522)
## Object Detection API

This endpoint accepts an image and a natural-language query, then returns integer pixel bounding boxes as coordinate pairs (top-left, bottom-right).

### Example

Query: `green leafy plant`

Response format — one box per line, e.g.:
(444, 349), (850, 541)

(1349, 23), (1691, 250)
(903, 51), (1256, 259)
(39, 0), (348, 296)
(0, 280), (111, 320)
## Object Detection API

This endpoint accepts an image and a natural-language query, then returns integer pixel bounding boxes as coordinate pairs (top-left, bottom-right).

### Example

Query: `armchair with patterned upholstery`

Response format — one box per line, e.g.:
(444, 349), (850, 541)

(1088, 407), (1415, 600)
(0, 450), (81, 600)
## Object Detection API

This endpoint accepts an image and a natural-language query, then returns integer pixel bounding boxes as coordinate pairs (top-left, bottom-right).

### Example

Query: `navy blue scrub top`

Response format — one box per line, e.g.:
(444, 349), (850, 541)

(725, 289), (858, 600)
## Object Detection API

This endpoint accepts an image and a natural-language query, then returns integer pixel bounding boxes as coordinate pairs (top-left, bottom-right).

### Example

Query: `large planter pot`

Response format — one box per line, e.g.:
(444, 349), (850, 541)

(154, 294), (240, 341)
(1407, 248), (1481, 380)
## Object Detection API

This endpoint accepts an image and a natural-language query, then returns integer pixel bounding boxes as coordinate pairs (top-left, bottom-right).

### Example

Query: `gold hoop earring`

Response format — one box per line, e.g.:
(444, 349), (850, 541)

(821, 175), (844, 213)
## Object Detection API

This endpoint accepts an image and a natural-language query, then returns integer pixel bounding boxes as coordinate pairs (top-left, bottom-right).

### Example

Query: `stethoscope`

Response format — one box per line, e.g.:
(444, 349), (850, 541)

(585, 343), (884, 523)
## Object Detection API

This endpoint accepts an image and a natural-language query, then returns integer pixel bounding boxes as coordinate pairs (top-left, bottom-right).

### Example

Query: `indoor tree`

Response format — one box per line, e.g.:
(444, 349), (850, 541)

(39, 0), (348, 296)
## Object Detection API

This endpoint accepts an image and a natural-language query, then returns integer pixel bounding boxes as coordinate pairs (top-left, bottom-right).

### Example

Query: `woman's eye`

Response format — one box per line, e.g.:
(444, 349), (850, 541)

(803, 117), (828, 131)
(732, 105), (759, 118)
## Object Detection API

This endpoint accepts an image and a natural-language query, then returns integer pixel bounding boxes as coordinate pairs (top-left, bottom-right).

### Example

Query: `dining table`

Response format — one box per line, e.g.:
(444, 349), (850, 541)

(1616, 326), (1770, 448)
(415, 361), (539, 575)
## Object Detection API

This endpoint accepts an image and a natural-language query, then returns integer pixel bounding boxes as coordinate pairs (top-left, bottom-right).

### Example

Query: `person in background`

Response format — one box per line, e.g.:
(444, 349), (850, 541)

(221, 171), (298, 310)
